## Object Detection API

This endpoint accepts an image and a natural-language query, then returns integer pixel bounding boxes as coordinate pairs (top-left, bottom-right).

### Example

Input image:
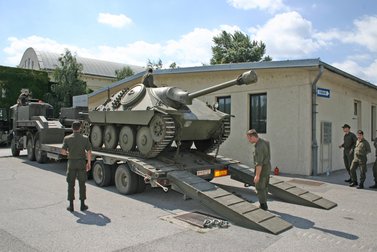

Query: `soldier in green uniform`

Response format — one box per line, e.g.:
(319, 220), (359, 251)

(61, 121), (92, 212)
(339, 124), (357, 183)
(349, 130), (371, 189)
(142, 68), (156, 87)
(247, 129), (271, 210)
(370, 137), (377, 189)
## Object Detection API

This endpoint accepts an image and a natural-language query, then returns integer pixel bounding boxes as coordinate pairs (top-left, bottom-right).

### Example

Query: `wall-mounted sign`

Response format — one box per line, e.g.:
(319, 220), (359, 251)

(317, 87), (330, 98)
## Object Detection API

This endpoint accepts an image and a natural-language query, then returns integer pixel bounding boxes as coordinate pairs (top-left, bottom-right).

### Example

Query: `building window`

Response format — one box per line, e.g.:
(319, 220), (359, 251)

(249, 93), (267, 133)
(372, 105), (376, 140)
(354, 101), (358, 116)
(354, 100), (361, 130)
(217, 96), (231, 114)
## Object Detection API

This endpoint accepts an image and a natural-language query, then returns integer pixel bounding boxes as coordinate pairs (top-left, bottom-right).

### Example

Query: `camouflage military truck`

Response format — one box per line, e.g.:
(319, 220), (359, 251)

(0, 108), (10, 145)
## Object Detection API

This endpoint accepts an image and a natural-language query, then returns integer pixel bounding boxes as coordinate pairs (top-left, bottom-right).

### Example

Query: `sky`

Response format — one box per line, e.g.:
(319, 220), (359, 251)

(1, 0), (377, 83)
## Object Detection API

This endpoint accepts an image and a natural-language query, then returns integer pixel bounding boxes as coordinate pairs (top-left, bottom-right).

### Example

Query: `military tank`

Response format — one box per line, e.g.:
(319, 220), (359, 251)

(89, 70), (258, 158)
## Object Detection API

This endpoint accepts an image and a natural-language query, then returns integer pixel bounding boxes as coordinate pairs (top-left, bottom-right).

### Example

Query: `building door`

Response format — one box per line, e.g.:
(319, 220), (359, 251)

(320, 121), (332, 175)
(354, 100), (362, 130)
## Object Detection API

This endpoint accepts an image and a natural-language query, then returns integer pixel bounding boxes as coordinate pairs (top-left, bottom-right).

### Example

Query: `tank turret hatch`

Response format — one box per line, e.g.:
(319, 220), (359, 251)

(120, 84), (146, 107)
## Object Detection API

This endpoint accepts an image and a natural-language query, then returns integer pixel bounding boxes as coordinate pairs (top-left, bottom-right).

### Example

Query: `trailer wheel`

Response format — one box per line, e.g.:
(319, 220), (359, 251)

(115, 164), (138, 195)
(11, 137), (20, 157)
(92, 161), (112, 187)
(34, 136), (47, 163)
(136, 175), (146, 193)
(27, 134), (36, 161)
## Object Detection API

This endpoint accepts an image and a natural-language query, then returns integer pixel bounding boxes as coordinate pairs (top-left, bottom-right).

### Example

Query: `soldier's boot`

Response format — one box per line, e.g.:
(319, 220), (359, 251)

(349, 181), (358, 187)
(369, 183), (377, 189)
(357, 182), (364, 189)
(80, 200), (88, 211)
(67, 200), (74, 212)
(260, 203), (268, 211)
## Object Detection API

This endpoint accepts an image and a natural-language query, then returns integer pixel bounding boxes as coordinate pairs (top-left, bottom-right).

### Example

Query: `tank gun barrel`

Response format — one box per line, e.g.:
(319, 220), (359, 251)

(188, 70), (257, 101)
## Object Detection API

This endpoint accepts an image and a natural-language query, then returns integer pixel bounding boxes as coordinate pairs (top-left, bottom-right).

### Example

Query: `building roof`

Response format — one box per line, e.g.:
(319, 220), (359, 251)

(89, 58), (377, 97)
(19, 47), (145, 78)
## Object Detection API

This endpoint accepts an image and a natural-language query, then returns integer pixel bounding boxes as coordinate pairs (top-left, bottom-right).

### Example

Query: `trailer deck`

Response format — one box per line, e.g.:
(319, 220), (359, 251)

(40, 143), (337, 234)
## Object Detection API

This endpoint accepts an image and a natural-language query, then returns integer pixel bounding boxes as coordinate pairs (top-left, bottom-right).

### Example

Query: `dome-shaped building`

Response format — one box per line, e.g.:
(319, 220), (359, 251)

(19, 47), (145, 90)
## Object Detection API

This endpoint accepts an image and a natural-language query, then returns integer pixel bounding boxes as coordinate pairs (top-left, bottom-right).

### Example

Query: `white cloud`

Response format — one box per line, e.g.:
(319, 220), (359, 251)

(333, 58), (377, 84)
(97, 13), (132, 28)
(227, 0), (288, 13)
(315, 15), (377, 53)
(3, 25), (240, 68)
(250, 11), (323, 58)
(3, 35), (83, 66)
(162, 25), (240, 66)
(341, 16), (377, 52)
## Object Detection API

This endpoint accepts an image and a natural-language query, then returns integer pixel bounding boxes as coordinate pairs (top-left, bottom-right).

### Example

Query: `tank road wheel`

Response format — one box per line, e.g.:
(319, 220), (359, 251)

(136, 126), (154, 156)
(115, 164), (138, 195)
(90, 125), (103, 148)
(11, 137), (20, 157)
(92, 160), (112, 187)
(194, 139), (215, 153)
(34, 135), (47, 163)
(27, 134), (36, 161)
(150, 114), (167, 142)
(119, 126), (136, 152)
(104, 125), (119, 149)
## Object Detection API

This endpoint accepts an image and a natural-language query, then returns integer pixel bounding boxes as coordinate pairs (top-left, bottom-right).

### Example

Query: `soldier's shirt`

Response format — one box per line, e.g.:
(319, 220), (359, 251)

(253, 138), (271, 177)
(343, 132), (357, 150)
(62, 132), (91, 160)
(354, 138), (371, 160)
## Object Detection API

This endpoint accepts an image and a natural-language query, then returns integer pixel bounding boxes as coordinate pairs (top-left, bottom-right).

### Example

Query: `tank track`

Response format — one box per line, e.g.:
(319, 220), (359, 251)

(205, 117), (231, 153)
(92, 115), (176, 159)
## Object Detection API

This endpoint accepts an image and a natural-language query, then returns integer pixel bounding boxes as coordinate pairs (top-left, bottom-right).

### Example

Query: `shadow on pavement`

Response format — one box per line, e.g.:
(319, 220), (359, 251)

(270, 210), (358, 240)
(71, 210), (111, 226)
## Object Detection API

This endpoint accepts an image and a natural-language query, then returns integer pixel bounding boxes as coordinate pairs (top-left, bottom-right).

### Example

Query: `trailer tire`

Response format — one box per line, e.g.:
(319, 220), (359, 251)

(92, 161), (112, 187)
(11, 137), (20, 157)
(35, 136), (47, 163)
(27, 134), (36, 161)
(115, 164), (138, 195)
(136, 175), (146, 193)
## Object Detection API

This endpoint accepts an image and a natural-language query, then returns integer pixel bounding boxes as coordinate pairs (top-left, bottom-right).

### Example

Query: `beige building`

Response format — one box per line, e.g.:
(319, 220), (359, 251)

(89, 59), (377, 176)
(19, 47), (145, 90)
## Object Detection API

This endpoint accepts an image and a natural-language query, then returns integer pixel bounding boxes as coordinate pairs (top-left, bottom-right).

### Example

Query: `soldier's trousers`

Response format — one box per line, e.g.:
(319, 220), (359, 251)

(350, 157), (367, 183)
(343, 149), (353, 175)
(66, 159), (87, 201)
(255, 175), (270, 204)
(373, 160), (377, 183)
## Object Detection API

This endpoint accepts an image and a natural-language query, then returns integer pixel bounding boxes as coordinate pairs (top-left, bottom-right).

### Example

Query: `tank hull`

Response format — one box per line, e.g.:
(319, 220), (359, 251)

(88, 70), (257, 158)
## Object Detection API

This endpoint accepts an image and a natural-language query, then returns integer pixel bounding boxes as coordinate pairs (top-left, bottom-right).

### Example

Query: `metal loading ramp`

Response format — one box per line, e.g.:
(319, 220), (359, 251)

(228, 164), (337, 210)
(167, 171), (292, 234)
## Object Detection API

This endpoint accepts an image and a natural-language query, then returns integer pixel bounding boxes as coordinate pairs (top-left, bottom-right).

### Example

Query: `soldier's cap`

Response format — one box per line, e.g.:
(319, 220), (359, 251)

(341, 124), (351, 129)
(357, 130), (364, 135)
(72, 120), (81, 130)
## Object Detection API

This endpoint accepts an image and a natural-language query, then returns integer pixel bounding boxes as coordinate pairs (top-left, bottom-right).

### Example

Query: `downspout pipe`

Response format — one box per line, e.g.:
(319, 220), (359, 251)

(311, 65), (324, 176)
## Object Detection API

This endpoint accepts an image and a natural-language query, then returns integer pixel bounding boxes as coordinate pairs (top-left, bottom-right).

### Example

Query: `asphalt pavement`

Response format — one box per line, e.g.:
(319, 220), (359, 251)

(0, 147), (377, 252)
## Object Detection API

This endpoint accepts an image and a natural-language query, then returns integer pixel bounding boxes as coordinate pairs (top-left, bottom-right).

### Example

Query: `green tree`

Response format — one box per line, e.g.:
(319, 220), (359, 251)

(115, 66), (134, 81)
(210, 31), (272, 64)
(147, 59), (163, 69)
(0, 66), (49, 110)
(169, 62), (177, 69)
(47, 49), (87, 115)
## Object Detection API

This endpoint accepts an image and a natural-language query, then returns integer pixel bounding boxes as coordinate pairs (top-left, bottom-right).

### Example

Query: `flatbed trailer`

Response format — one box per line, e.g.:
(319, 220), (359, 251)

(40, 143), (337, 234)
